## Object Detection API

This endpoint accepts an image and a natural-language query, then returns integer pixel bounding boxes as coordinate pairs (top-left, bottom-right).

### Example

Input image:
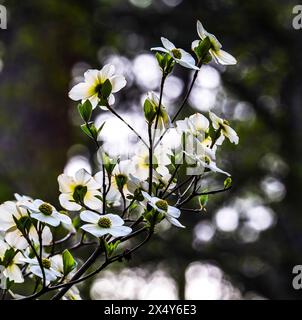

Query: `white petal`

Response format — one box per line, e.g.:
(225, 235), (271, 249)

(206, 162), (230, 176)
(69, 83), (94, 101)
(191, 39), (200, 51)
(197, 20), (206, 39)
(86, 176), (102, 191)
(13, 252), (25, 265)
(150, 47), (169, 53)
(31, 213), (60, 227)
(160, 37), (175, 51)
(0, 239), (10, 257)
(108, 94), (115, 106)
(209, 112), (221, 129)
(81, 224), (108, 237)
(177, 58), (199, 70)
(99, 64), (115, 82)
(110, 75), (127, 93)
(83, 191), (103, 210)
(4, 265), (24, 283)
(30, 266), (57, 282)
(5, 229), (28, 250)
(212, 49), (237, 65)
(88, 93), (100, 109)
(84, 69), (100, 84)
(54, 212), (72, 225)
(58, 174), (76, 193)
(105, 214), (124, 227)
(167, 206), (181, 218)
(166, 216), (186, 228)
(42, 226), (53, 245)
(141, 191), (152, 202)
(189, 113), (209, 132)
(75, 168), (92, 185)
(59, 194), (82, 211)
(224, 125), (239, 144)
(109, 226), (132, 237)
(80, 210), (100, 224)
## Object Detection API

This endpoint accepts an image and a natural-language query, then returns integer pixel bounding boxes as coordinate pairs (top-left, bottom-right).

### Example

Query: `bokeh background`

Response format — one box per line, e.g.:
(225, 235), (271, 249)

(1, 0), (302, 300)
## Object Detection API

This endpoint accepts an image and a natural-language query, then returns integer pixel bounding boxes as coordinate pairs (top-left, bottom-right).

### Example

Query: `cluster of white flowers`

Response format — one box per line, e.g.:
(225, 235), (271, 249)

(0, 20), (238, 300)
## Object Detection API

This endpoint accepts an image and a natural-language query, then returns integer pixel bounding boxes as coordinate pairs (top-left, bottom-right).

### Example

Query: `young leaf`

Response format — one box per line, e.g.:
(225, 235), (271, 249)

(224, 177), (232, 189)
(101, 79), (112, 99)
(62, 249), (77, 276)
(81, 123), (98, 141)
(78, 100), (92, 122)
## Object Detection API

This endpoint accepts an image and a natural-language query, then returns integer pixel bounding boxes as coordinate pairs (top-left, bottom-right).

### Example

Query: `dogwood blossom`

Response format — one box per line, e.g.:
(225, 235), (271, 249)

(152, 37), (199, 70)
(21, 255), (63, 283)
(141, 191), (185, 228)
(176, 113), (209, 139)
(0, 201), (52, 250)
(69, 64), (127, 109)
(192, 20), (237, 65)
(20, 199), (72, 227)
(209, 112), (239, 144)
(0, 240), (24, 284)
(58, 168), (103, 211)
(80, 211), (132, 238)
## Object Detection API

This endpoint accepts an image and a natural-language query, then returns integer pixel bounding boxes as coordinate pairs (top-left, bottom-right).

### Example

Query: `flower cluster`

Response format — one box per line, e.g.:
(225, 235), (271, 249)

(0, 19), (238, 300)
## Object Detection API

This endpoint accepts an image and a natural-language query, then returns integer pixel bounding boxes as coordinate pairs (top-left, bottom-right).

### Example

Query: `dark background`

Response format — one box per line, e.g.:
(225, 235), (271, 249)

(1, 0), (302, 299)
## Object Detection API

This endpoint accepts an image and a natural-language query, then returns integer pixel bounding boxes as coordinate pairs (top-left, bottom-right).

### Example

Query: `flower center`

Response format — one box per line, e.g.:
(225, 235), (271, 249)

(171, 48), (182, 59)
(73, 185), (87, 203)
(155, 200), (168, 211)
(39, 203), (53, 216)
(98, 217), (112, 228)
(94, 83), (102, 95)
(42, 258), (51, 269)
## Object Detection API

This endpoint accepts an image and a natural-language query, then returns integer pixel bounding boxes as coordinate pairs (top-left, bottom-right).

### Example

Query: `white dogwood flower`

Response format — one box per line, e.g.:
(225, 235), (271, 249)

(0, 240), (24, 284)
(0, 201), (52, 250)
(152, 37), (199, 70)
(183, 139), (230, 177)
(80, 211), (132, 238)
(69, 64), (127, 109)
(191, 20), (237, 65)
(176, 113), (209, 138)
(21, 255), (63, 283)
(209, 112), (239, 144)
(58, 168), (103, 211)
(141, 191), (185, 228)
(20, 199), (71, 227)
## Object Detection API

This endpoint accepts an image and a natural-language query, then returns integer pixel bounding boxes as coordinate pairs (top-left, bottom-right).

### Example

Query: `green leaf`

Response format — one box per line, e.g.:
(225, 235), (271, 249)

(155, 52), (164, 69)
(80, 123), (98, 141)
(101, 79), (112, 99)
(224, 177), (232, 189)
(101, 153), (116, 175)
(62, 249), (77, 276)
(199, 194), (208, 208)
(78, 100), (92, 122)
(104, 240), (121, 257)
(72, 185), (87, 203)
(3, 248), (16, 267)
(194, 36), (212, 61)
(98, 121), (106, 135)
